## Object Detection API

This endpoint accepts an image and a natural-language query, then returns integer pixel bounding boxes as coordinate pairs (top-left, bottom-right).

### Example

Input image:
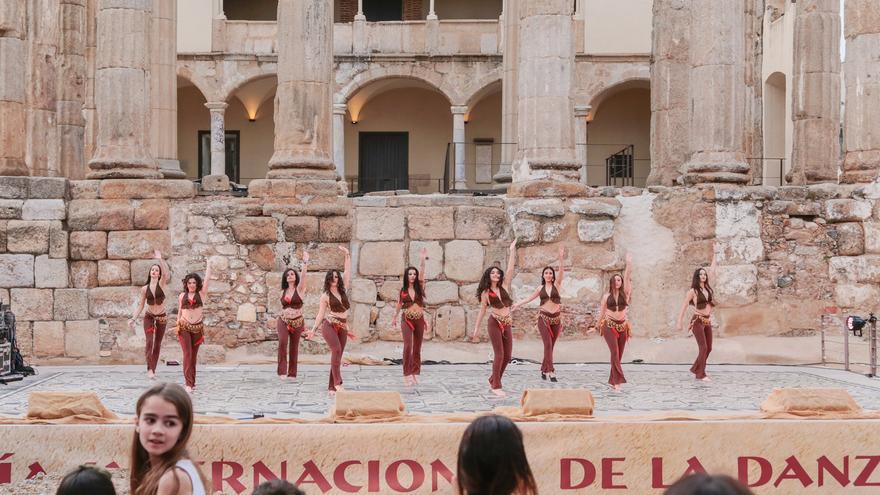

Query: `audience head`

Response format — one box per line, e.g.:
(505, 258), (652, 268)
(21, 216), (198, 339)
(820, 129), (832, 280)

(457, 414), (538, 495)
(664, 474), (754, 495)
(252, 479), (306, 495)
(56, 465), (116, 495)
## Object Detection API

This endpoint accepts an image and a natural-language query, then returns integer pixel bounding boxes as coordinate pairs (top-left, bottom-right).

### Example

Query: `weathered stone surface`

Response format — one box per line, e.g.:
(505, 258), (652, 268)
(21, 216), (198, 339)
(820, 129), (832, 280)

(97, 259), (131, 286)
(33, 321), (65, 358)
(424, 280), (459, 305)
(454, 206), (508, 239)
(444, 240), (484, 282)
(49, 223), (67, 258)
(231, 217), (278, 244)
(88, 286), (139, 318)
(53, 289), (90, 320)
(835, 283), (880, 309)
(133, 199), (170, 229)
(29, 177), (67, 199)
(513, 218), (541, 243)
(569, 198), (623, 218)
(356, 208), (405, 241)
(294, 243), (346, 271)
(542, 221), (568, 242)
(10, 289), (54, 320)
(98, 179), (195, 199)
(824, 199), (872, 222)
(350, 303), (373, 342)
(283, 216), (318, 242)
(34, 255), (69, 288)
(359, 242), (405, 276)
(507, 179), (592, 198)
(350, 278), (377, 304)
(716, 201), (761, 238)
(407, 207), (454, 239)
(517, 199), (566, 217)
(70, 261), (98, 288)
(378, 279), (403, 302)
(107, 231), (171, 259)
(236, 303), (257, 322)
(577, 219), (614, 242)
(459, 283), (480, 306)
(319, 216), (353, 242)
(21, 199), (65, 220)
(408, 241), (443, 279)
(828, 255), (880, 283)
(0, 178), (30, 199)
(6, 220), (50, 253)
(130, 259), (164, 285)
(64, 320), (100, 358)
(376, 304), (402, 341)
(865, 222), (880, 254)
(0, 254), (34, 287)
(830, 222), (864, 256)
(248, 244), (276, 271)
(717, 236), (764, 264)
(433, 305), (466, 341)
(0, 199), (23, 219)
(68, 200), (134, 231)
(715, 264), (758, 306)
(69, 180), (100, 199)
(69, 231), (107, 260)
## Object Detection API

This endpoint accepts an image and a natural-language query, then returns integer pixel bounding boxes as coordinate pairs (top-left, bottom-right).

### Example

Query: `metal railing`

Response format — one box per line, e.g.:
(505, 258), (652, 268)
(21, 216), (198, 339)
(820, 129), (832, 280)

(605, 145), (634, 187)
(821, 314), (878, 377)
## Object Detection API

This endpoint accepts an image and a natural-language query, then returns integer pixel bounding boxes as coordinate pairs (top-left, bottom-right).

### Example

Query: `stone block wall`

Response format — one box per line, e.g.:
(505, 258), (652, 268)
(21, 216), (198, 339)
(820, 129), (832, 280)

(2, 176), (879, 364)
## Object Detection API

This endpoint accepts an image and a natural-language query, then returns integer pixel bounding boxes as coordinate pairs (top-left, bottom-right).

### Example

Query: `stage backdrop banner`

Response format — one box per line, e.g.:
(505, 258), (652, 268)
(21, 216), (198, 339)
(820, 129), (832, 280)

(1, 420), (880, 494)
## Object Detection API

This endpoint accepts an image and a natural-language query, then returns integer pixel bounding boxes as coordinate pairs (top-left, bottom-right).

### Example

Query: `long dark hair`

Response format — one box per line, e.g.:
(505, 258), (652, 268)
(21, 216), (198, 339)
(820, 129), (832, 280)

(476, 266), (505, 300)
(281, 268), (300, 291)
(540, 266), (556, 284)
(56, 465), (116, 495)
(691, 267), (713, 298)
(456, 415), (538, 495)
(664, 474), (753, 495)
(144, 264), (165, 305)
(608, 273), (626, 303)
(181, 273), (203, 307)
(401, 266), (425, 301)
(130, 383), (206, 495)
(323, 270), (349, 307)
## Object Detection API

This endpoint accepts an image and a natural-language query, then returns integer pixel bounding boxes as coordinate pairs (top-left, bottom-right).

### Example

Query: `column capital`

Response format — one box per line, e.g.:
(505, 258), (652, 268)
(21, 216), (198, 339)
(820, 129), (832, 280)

(333, 103), (348, 115)
(205, 102), (228, 112)
(451, 105), (468, 115)
(573, 105), (592, 118)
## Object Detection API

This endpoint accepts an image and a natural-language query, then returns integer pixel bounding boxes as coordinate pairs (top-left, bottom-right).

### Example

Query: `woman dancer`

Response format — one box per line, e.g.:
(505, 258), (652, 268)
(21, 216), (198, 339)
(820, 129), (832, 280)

(275, 252), (310, 381)
(176, 262), (212, 394)
(392, 247), (428, 385)
(471, 239), (518, 397)
(676, 254), (717, 381)
(130, 250), (170, 380)
(596, 253), (632, 391)
(307, 246), (352, 395)
(512, 246), (565, 382)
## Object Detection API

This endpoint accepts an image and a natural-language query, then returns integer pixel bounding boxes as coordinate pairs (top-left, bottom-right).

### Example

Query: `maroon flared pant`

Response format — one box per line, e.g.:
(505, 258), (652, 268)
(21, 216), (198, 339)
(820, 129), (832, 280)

(401, 315), (425, 376)
(487, 316), (513, 390)
(276, 317), (303, 377)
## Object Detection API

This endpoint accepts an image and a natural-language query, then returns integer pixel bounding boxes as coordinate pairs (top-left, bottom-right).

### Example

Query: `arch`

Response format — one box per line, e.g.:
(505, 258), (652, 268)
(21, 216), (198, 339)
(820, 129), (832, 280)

(220, 67), (279, 104)
(337, 67), (457, 105)
(763, 71), (788, 185)
(227, 74), (278, 121)
(176, 67), (216, 102)
(464, 78), (502, 110)
(587, 77), (651, 120)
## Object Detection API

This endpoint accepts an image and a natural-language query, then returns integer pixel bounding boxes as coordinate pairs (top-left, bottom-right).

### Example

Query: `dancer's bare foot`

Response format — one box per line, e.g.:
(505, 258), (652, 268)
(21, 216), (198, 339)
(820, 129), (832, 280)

(329, 390), (336, 396)
(279, 375), (288, 381)
(412, 375), (419, 384)
(490, 388), (506, 397)
(147, 370), (155, 380)
(335, 385), (345, 392)
(700, 376), (712, 382)
(612, 384), (621, 392)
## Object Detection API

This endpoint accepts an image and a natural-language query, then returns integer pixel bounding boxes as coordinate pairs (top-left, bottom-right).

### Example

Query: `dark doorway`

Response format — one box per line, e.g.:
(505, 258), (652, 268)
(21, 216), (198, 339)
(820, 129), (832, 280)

(358, 132), (408, 193)
(198, 130), (241, 183)
(364, 0), (402, 21)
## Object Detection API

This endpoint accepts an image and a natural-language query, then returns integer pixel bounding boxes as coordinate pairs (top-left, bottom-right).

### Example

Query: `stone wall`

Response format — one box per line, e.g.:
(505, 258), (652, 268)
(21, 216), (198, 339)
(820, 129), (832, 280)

(2, 177), (879, 364)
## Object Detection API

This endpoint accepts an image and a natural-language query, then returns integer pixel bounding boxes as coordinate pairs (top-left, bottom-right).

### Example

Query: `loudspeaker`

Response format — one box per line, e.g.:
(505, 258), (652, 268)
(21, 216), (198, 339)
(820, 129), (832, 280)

(761, 388), (862, 415)
(520, 388), (594, 416)
(332, 390), (406, 419)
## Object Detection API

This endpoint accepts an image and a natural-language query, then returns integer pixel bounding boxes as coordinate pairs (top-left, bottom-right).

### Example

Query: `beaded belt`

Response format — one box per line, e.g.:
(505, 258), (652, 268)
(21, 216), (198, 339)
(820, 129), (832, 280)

(599, 316), (631, 339)
(282, 315), (304, 332)
(145, 312), (167, 334)
(492, 313), (512, 331)
(177, 319), (205, 346)
(326, 315), (348, 331)
(689, 314), (712, 330)
(404, 308), (424, 320)
(539, 310), (561, 326)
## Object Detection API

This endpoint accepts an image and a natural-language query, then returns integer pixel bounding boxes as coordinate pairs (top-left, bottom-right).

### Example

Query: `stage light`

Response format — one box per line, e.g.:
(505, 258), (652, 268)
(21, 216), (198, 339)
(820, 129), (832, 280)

(846, 314), (876, 337)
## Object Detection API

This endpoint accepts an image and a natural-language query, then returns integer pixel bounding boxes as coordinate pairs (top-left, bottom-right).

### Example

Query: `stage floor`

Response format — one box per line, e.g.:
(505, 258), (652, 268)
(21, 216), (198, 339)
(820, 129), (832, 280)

(1, 362), (879, 419)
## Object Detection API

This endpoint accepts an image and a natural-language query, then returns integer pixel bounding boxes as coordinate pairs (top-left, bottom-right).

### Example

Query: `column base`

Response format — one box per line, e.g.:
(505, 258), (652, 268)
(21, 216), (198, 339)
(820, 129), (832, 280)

(524, 158), (582, 182)
(0, 158), (29, 177)
(158, 159), (187, 179)
(507, 178), (592, 198)
(493, 165), (512, 184)
(87, 154), (163, 179)
(201, 174), (230, 192)
(841, 150), (880, 184)
(682, 153), (751, 185)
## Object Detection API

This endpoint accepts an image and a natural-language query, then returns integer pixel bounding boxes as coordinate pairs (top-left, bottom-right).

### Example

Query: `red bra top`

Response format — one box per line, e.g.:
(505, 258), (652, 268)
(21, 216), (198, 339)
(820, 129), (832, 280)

(182, 292), (202, 309)
(607, 292), (627, 311)
(539, 284), (561, 305)
(282, 290), (303, 309)
(487, 288), (512, 309)
(146, 284), (165, 305)
(329, 291), (350, 312)
(399, 289), (424, 308)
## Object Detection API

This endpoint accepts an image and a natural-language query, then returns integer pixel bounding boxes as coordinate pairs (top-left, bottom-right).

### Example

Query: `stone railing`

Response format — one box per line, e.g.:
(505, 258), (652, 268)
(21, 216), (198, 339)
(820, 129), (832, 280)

(224, 20), (277, 54)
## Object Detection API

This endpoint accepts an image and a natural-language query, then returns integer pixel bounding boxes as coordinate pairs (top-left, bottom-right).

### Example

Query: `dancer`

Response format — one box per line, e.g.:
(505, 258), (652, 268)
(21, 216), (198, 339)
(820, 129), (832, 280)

(392, 247), (429, 385)
(307, 245), (352, 395)
(130, 383), (208, 495)
(512, 246), (565, 382)
(176, 261), (212, 394)
(676, 253), (717, 381)
(471, 239), (518, 397)
(275, 251), (310, 381)
(596, 253), (632, 391)
(130, 250), (170, 380)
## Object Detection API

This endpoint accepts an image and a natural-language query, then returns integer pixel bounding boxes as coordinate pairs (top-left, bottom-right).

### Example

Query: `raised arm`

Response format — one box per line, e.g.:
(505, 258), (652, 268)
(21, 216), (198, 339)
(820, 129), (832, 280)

(504, 238), (517, 291)
(154, 249), (170, 290)
(471, 292), (489, 342)
(556, 246), (565, 288)
(200, 259), (213, 300)
(298, 251), (310, 293)
(512, 286), (542, 311)
(676, 289), (696, 332)
(623, 253), (633, 300)
(339, 245), (351, 287)
(308, 294), (328, 339)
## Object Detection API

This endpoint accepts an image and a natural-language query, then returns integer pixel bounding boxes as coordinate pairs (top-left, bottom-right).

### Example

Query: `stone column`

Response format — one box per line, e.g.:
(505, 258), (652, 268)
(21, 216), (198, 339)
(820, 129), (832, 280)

(355, 0), (364, 19)
(152, 0), (185, 178)
(87, 0), (161, 179)
(647, 0), (691, 186)
(511, 0), (580, 185)
(427, 0), (437, 20)
(786, 0), (840, 184)
(452, 105), (467, 190)
(203, 102), (229, 191)
(83, 0), (98, 163)
(0, 0), (29, 176)
(268, 0), (336, 181)
(842, 0), (880, 183)
(57, 0), (88, 179)
(496, 0), (516, 185)
(26, 0), (61, 177)
(682, 0), (750, 185)
(333, 103), (346, 180)
(574, 105), (590, 184)
(353, 0), (366, 55)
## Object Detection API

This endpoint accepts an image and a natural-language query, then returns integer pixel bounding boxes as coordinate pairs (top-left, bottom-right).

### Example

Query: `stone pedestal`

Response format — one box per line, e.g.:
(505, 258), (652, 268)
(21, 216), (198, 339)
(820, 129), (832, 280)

(842, 0), (880, 183)
(647, 0), (691, 186)
(152, 0), (185, 179)
(87, 0), (161, 179)
(268, 0), (336, 182)
(0, 0), (29, 176)
(682, 0), (750, 185)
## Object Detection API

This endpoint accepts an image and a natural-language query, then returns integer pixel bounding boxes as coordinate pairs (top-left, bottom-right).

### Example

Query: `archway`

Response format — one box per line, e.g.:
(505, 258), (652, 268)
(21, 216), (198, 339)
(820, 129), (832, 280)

(763, 72), (787, 185)
(226, 75), (277, 184)
(177, 76), (210, 180)
(463, 81), (503, 189)
(587, 80), (651, 187)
